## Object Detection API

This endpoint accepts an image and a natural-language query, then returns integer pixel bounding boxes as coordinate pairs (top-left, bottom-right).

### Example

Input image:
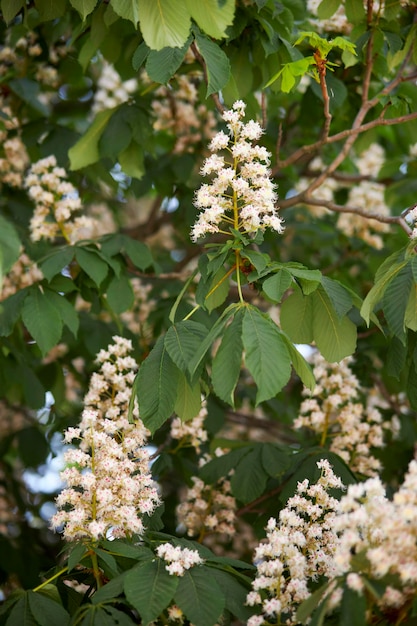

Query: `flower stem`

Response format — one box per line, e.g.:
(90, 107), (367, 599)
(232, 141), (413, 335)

(90, 549), (102, 589)
(32, 566), (69, 592)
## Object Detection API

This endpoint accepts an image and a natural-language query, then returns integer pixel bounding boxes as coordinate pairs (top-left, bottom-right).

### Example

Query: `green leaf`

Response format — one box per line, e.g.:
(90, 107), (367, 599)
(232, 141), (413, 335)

(231, 445), (269, 503)
(262, 270), (293, 303)
(382, 262), (413, 343)
(174, 567), (225, 626)
(0, 290), (27, 336)
(75, 248), (109, 286)
(321, 276), (353, 319)
(174, 372), (201, 421)
(280, 335), (315, 391)
(261, 443), (291, 478)
(132, 41), (150, 71)
(122, 237), (153, 270)
(68, 544), (88, 572)
(1, 0), (25, 23)
(296, 580), (332, 624)
(242, 306), (291, 404)
(111, 0), (140, 25)
(339, 585), (366, 626)
(280, 287), (314, 344)
(98, 110), (133, 160)
(68, 109), (114, 170)
(137, 336), (180, 434)
(287, 265), (322, 295)
(119, 141), (145, 180)
(39, 247), (75, 281)
(186, 0), (235, 40)
(204, 266), (230, 313)
(188, 304), (239, 378)
(17, 427), (49, 467)
(44, 290), (79, 337)
(199, 447), (253, 483)
(361, 256), (409, 325)
(4, 595), (37, 626)
(146, 38), (191, 84)
(34, 0), (67, 21)
(106, 274), (134, 314)
(0, 216), (21, 275)
(165, 321), (209, 377)
(91, 573), (126, 604)
(138, 0), (191, 50)
(8, 78), (49, 115)
(312, 287), (357, 362)
(317, 0), (340, 19)
(28, 591), (70, 626)
(69, 0), (98, 20)
(212, 310), (243, 406)
(405, 283), (417, 332)
(210, 569), (253, 621)
(193, 28), (231, 97)
(21, 287), (63, 355)
(345, 0), (366, 23)
(124, 559), (178, 624)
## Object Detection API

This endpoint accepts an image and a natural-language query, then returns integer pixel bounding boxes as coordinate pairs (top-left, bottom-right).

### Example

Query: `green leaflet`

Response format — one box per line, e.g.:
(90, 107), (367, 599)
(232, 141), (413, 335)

(174, 372), (201, 421)
(242, 305), (291, 404)
(21, 287), (63, 356)
(124, 559), (178, 624)
(69, 0), (98, 20)
(137, 335), (180, 434)
(185, 0), (235, 40)
(174, 567), (225, 626)
(164, 320), (209, 379)
(68, 108), (114, 170)
(361, 249), (408, 325)
(137, 0), (191, 49)
(382, 262), (413, 343)
(193, 27), (231, 97)
(211, 309), (244, 406)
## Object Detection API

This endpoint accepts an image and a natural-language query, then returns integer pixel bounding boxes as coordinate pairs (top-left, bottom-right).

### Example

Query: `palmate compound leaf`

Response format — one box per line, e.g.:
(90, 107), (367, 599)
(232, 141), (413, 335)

(27, 591), (70, 626)
(211, 309), (244, 406)
(124, 559), (178, 624)
(242, 305), (292, 404)
(174, 567), (225, 626)
(137, 335), (180, 434)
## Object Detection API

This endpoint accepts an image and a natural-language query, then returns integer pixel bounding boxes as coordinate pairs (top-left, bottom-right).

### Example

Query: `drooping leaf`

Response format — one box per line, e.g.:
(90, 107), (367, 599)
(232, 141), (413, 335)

(0, 290), (28, 336)
(165, 321), (209, 377)
(203, 266), (230, 313)
(67, 544), (88, 572)
(137, 336), (180, 434)
(39, 247), (75, 281)
(43, 290), (79, 337)
(124, 559), (178, 624)
(75, 248), (109, 286)
(405, 283), (417, 332)
(174, 567), (225, 626)
(280, 287), (314, 344)
(111, 0), (140, 26)
(209, 569), (253, 622)
(199, 446), (253, 483)
(312, 287), (357, 362)
(296, 580), (332, 624)
(34, 0), (67, 21)
(68, 109), (114, 170)
(138, 0), (191, 50)
(339, 585), (367, 626)
(1, 0), (25, 23)
(27, 591), (70, 626)
(122, 237), (154, 270)
(382, 262), (413, 343)
(106, 274), (134, 314)
(316, 0), (340, 19)
(69, 0), (98, 20)
(146, 38), (191, 84)
(261, 443), (291, 478)
(280, 334), (315, 391)
(21, 287), (63, 355)
(361, 249), (408, 325)
(174, 372), (201, 421)
(0, 215), (21, 275)
(132, 41), (150, 70)
(262, 269), (293, 303)
(193, 28), (231, 97)
(185, 0), (235, 40)
(231, 445), (269, 503)
(321, 276), (353, 319)
(212, 310), (243, 406)
(242, 306), (291, 404)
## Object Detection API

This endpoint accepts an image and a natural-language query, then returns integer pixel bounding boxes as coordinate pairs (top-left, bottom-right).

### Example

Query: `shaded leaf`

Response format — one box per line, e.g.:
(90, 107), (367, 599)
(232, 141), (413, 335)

(0, 215), (21, 274)
(146, 38), (191, 84)
(21, 287), (63, 355)
(124, 559), (178, 624)
(106, 274), (134, 314)
(193, 28), (231, 97)
(75, 248), (108, 286)
(231, 446), (268, 503)
(242, 306), (291, 404)
(165, 321), (208, 377)
(174, 372), (201, 421)
(312, 287), (357, 362)
(174, 567), (225, 626)
(212, 310), (243, 406)
(68, 109), (114, 170)
(262, 270), (293, 303)
(137, 336), (180, 434)
(27, 591), (70, 626)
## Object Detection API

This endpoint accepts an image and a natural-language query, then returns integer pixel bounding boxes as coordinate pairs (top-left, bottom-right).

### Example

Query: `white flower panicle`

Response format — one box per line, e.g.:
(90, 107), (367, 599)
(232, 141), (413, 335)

(0, 252), (43, 302)
(247, 460), (342, 625)
(294, 353), (396, 477)
(191, 100), (284, 242)
(156, 543), (204, 576)
(92, 61), (138, 114)
(51, 336), (160, 542)
(24, 156), (97, 243)
(408, 206), (417, 239)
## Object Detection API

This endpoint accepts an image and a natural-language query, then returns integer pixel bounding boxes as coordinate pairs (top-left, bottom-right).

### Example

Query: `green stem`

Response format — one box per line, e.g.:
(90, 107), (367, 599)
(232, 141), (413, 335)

(90, 549), (102, 589)
(235, 250), (244, 303)
(183, 303), (201, 321)
(32, 566), (69, 592)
